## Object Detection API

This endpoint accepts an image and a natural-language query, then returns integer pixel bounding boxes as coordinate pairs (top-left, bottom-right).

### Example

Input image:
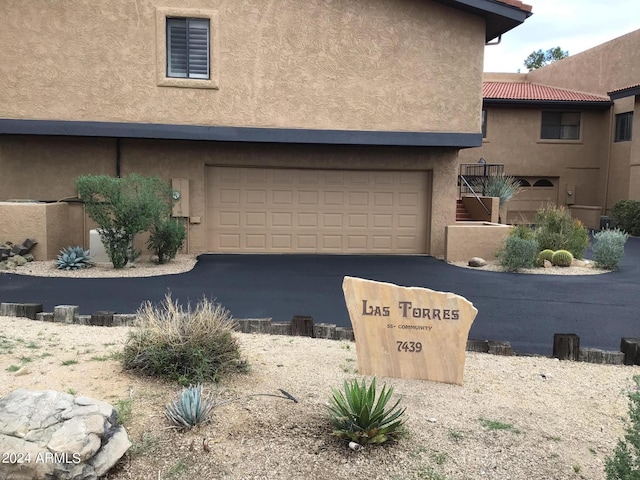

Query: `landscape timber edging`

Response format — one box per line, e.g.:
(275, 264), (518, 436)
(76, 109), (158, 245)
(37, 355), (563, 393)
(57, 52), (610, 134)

(0, 302), (632, 363)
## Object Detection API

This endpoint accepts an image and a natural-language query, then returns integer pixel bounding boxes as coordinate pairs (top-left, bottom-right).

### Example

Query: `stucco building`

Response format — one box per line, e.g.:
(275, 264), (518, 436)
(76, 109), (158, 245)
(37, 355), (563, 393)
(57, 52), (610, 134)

(0, 0), (533, 259)
(459, 28), (640, 227)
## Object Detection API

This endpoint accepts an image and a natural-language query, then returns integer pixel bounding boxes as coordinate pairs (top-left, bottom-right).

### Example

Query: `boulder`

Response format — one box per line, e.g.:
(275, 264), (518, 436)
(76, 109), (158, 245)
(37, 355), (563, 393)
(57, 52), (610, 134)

(543, 260), (553, 268)
(468, 257), (487, 267)
(0, 389), (131, 480)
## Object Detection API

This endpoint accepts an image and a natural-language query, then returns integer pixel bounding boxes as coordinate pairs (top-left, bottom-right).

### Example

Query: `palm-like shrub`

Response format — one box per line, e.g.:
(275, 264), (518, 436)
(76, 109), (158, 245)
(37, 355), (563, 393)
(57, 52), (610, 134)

(122, 295), (248, 385)
(474, 174), (522, 206)
(165, 384), (215, 430)
(327, 378), (406, 445)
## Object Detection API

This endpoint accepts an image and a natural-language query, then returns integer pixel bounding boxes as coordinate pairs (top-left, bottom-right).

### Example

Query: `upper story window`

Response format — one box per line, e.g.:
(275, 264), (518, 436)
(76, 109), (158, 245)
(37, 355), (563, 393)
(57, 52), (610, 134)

(615, 112), (633, 142)
(481, 110), (487, 138)
(155, 8), (219, 89)
(167, 18), (210, 79)
(541, 111), (580, 140)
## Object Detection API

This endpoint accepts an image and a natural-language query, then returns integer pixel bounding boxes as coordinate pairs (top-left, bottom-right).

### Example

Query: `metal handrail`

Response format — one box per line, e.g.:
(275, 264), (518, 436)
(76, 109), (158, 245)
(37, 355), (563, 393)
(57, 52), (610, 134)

(459, 175), (491, 217)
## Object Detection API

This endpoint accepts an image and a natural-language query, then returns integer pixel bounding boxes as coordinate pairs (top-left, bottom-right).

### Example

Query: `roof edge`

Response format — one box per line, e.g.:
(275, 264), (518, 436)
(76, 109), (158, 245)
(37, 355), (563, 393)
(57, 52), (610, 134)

(483, 99), (612, 109)
(0, 118), (482, 148)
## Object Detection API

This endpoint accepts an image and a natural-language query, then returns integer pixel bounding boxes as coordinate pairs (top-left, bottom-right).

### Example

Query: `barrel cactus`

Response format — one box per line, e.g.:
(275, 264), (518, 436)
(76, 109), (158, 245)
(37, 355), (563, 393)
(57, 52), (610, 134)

(551, 249), (573, 267)
(56, 246), (94, 270)
(537, 249), (555, 266)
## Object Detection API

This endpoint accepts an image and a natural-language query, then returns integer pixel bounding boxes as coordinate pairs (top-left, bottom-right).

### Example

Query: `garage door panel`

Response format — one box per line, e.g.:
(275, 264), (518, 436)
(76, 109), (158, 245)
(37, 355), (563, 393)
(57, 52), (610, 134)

(207, 167), (429, 253)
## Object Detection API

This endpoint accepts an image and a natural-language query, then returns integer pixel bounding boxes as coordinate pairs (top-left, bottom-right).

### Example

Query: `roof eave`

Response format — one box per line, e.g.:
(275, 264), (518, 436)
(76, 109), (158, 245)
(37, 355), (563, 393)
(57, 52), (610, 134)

(609, 86), (640, 100)
(433, 0), (533, 42)
(484, 99), (612, 110)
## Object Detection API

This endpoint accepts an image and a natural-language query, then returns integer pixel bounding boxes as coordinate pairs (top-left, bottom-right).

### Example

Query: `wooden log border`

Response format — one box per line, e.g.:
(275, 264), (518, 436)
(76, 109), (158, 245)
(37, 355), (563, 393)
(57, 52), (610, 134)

(0, 303), (634, 363)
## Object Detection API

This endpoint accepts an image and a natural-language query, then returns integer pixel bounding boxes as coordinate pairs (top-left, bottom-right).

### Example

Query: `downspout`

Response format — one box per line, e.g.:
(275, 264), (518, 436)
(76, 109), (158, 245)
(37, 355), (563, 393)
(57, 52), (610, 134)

(116, 138), (121, 178)
(603, 104), (614, 216)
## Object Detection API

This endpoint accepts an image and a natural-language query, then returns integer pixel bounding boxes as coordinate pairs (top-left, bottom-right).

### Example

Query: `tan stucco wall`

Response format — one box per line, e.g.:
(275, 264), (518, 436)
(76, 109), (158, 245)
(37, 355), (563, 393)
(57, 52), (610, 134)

(459, 107), (610, 207)
(628, 96), (640, 201)
(444, 223), (512, 262)
(0, 202), (83, 260)
(569, 205), (602, 231)
(461, 196), (499, 222)
(0, 0), (484, 134)
(606, 97), (634, 209)
(526, 29), (640, 95)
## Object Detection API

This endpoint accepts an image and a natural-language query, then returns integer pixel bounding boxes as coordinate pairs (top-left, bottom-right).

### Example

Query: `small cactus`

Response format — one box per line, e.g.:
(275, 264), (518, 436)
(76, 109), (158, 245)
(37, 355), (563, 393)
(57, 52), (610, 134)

(56, 246), (94, 270)
(552, 249), (573, 267)
(536, 249), (555, 266)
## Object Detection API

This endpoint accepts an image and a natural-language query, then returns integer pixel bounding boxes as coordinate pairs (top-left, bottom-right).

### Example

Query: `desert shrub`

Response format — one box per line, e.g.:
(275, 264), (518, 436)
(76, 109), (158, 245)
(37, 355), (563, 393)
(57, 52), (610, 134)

(592, 228), (629, 270)
(147, 218), (186, 264)
(75, 174), (175, 269)
(473, 174), (523, 206)
(605, 375), (640, 479)
(56, 246), (94, 270)
(611, 200), (640, 236)
(327, 378), (406, 445)
(509, 224), (535, 240)
(534, 205), (589, 259)
(122, 295), (248, 385)
(551, 249), (573, 267)
(164, 384), (215, 430)
(497, 236), (538, 272)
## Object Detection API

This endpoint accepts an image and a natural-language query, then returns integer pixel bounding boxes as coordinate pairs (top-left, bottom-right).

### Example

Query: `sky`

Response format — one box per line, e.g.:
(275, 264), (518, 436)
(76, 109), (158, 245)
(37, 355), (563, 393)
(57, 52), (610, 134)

(483, 0), (640, 72)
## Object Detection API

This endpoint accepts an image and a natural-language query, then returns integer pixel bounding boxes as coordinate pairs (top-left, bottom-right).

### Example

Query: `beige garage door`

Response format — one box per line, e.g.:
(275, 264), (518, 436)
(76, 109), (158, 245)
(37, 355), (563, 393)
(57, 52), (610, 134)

(206, 167), (430, 253)
(507, 177), (559, 224)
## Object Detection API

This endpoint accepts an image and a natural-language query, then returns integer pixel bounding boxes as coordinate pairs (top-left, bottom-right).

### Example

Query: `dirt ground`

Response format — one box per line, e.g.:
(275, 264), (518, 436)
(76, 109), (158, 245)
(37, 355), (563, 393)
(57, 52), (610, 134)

(0, 313), (638, 480)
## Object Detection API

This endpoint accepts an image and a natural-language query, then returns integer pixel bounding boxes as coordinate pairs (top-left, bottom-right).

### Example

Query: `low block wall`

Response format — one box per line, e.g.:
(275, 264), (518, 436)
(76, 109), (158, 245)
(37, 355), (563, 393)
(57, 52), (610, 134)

(462, 196), (499, 223)
(0, 202), (84, 260)
(445, 222), (513, 262)
(569, 205), (602, 230)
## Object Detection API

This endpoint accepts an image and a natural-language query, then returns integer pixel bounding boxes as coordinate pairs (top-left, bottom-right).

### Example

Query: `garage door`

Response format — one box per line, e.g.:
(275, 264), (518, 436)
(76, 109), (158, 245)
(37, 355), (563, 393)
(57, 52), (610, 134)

(206, 167), (430, 253)
(507, 177), (559, 224)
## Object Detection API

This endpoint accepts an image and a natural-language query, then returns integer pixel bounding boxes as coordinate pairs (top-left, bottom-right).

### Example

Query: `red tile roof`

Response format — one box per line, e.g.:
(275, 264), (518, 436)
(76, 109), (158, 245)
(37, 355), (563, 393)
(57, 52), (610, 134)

(494, 0), (533, 13)
(483, 82), (610, 102)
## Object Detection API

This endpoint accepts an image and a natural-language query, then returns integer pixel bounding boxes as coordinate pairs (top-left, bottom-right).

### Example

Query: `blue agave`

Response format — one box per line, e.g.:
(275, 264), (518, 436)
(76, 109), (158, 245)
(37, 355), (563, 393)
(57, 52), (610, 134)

(56, 246), (94, 270)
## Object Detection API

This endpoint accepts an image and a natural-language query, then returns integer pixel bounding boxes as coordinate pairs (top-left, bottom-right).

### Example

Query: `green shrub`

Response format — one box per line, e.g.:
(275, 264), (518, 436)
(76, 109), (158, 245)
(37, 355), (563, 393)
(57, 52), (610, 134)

(164, 384), (215, 430)
(605, 376), (640, 479)
(56, 246), (94, 270)
(611, 200), (640, 236)
(510, 224), (535, 240)
(75, 174), (175, 269)
(592, 228), (629, 270)
(122, 295), (248, 384)
(147, 218), (186, 264)
(534, 205), (589, 258)
(536, 249), (555, 267)
(327, 378), (406, 445)
(551, 249), (573, 267)
(497, 236), (538, 272)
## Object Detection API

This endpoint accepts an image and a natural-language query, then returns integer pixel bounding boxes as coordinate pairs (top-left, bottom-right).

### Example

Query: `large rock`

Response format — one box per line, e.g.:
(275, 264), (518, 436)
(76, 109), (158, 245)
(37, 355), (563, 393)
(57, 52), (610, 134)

(0, 389), (131, 480)
(343, 276), (478, 385)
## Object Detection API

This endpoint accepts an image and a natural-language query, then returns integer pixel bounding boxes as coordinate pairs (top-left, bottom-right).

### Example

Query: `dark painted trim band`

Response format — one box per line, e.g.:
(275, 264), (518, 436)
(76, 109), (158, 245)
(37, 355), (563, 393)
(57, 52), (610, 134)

(484, 99), (612, 110)
(609, 86), (640, 100)
(0, 119), (482, 148)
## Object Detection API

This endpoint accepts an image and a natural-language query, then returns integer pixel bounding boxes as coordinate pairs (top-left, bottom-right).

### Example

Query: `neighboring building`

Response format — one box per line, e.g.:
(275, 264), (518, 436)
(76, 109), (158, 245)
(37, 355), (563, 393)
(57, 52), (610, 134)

(0, 0), (532, 257)
(459, 28), (640, 226)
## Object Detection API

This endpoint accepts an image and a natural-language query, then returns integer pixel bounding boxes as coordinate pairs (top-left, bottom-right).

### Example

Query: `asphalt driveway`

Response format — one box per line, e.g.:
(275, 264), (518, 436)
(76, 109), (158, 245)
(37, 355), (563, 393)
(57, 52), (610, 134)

(0, 238), (639, 356)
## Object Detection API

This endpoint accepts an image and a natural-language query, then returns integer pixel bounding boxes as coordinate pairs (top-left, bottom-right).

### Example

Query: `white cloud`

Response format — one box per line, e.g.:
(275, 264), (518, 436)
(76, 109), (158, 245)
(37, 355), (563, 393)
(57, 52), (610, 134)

(483, 0), (640, 72)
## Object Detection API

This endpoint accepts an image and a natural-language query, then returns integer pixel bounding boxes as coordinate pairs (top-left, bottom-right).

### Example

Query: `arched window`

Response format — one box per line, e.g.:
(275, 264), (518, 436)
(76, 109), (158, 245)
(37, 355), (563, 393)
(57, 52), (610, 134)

(533, 179), (554, 187)
(516, 178), (531, 187)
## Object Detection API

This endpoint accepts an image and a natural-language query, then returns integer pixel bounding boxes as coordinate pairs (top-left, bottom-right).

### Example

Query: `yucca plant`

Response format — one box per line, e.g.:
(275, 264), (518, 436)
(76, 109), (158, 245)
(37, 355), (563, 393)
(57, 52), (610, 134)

(56, 246), (94, 270)
(165, 384), (215, 430)
(327, 378), (406, 445)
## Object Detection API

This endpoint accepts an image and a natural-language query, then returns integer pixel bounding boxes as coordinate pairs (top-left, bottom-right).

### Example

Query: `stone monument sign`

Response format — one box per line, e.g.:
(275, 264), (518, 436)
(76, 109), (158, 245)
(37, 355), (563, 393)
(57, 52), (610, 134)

(342, 276), (478, 385)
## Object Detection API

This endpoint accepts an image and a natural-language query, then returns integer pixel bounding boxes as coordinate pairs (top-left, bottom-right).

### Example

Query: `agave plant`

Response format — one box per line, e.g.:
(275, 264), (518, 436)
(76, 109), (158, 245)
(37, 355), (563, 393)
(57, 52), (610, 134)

(326, 378), (406, 445)
(56, 246), (94, 270)
(164, 384), (216, 430)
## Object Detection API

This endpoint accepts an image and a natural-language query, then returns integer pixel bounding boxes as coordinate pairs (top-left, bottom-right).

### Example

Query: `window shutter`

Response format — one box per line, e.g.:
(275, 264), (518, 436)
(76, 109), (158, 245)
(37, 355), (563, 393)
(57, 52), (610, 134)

(187, 18), (209, 79)
(166, 17), (209, 79)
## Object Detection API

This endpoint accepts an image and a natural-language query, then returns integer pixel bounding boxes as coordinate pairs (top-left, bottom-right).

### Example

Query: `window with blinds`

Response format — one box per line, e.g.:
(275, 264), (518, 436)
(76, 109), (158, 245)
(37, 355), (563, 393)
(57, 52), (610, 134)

(166, 18), (210, 79)
(540, 111), (581, 140)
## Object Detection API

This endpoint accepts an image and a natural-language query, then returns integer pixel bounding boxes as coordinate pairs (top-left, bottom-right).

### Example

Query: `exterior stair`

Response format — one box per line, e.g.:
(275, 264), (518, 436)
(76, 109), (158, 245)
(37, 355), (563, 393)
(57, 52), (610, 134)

(456, 199), (473, 221)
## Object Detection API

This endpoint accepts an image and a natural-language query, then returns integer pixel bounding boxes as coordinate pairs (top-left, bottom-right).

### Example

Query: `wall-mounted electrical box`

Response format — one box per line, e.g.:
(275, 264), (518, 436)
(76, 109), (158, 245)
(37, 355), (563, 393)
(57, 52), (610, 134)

(171, 178), (190, 217)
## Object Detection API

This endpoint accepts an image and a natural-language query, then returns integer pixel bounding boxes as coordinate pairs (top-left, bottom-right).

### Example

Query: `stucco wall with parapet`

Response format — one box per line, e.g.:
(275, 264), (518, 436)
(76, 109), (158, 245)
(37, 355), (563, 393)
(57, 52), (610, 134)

(0, 0), (484, 134)
(526, 29), (640, 95)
